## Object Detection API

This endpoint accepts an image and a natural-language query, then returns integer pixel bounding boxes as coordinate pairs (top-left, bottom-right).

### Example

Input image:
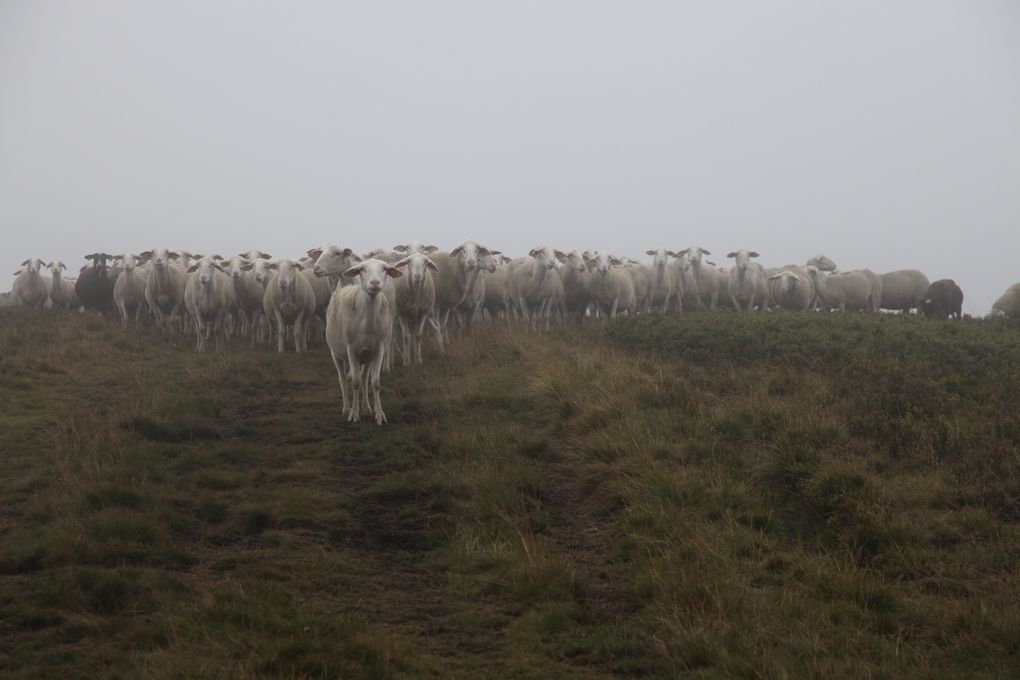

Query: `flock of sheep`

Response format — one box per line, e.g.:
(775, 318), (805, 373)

(5, 240), (1020, 424)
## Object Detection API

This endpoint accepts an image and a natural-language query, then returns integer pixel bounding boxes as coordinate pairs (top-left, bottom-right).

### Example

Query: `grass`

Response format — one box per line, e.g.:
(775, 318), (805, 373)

(1, 307), (1019, 677)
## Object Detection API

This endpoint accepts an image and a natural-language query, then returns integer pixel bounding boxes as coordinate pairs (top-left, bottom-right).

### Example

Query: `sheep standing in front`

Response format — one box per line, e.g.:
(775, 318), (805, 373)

(559, 250), (591, 325)
(326, 258), (402, 425)
(678, 246), (722, 310)
(113, 253), (149, 328)
(184, 256), (235, 352)
(224, 256), (266, 346)
(879, 269), (930, 314)
(263, 258), (316, 353)
(920, 279), (964, 320)
(726, 250), (768, 311)
(393, 252), (441, 365)
(12, 258), (49, 309)
(644, 249), (676, 313)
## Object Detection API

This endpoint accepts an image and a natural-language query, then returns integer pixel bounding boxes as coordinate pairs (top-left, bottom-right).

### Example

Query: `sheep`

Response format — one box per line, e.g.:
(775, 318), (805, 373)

(991, 283), (1020, 320)
(239, 249), (272, 262)
(644, 249), (677, 313)
(766, 269), (814, 310)
(75, 253), (116, 313)
(141, 248), (188, 333)
(224, 256), (266, 346)
(11, 258), (49, 309)
(726, 250), (768, 311)
(558, 250), (592, 325)
(112, 253), (148, 328)
(879, 269), (930, 314)
(677, 246), (723, 310)
(183, 256), (235, 352)
(481, 257), (513, 322)
(585, 251), (637, 319)
(667, 252), (697, 313)
(808, 267), (881, 312)
(806, 255), (838, 272)
(309, 245), (361, 291)
(920, 279), (964, 320)
(262, 258), (316, 353)
(46, 261), (79, 310)
(507, 246), (565, 330)
(623, 261), (653, 313)
(325, 258), (403, 424)
(392, 252), (441, 365)
(431, 240), (494, 339)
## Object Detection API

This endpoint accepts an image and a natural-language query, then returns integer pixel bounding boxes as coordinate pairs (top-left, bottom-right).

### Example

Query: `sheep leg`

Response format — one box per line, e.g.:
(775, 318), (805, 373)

(330, 350), (350, 416)
(346, 347), (362, 422)
(369, 344), (387, 425)
(399, 317), (413, 366)
(414, 314), (429, 365)
(274, 311), (286, 352)
(361, 364), (372, 414)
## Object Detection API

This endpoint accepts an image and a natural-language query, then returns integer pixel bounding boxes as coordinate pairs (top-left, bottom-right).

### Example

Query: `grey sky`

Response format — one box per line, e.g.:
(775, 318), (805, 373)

(2, 1), (1018, 314)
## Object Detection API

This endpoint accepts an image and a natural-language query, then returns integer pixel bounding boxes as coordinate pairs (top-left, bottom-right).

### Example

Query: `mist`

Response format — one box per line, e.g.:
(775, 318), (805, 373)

(2, 1), (1018, 314)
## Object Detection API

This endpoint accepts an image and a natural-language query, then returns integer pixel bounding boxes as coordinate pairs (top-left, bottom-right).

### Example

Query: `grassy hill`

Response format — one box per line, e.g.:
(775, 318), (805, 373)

(1, 310), (1019, 678)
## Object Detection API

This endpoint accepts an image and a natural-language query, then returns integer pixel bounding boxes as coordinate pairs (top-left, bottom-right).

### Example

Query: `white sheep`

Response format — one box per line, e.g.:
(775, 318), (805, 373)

(990, 282), (1020, 320)
(224, 256), (266, 346)
(766, 268), (814, 310)
(112, 253), (149, 328)
(507, 246), (565, 330)
(326, 258), (403, 424)
(585, 251), (637, 319)
(11, 258), (49, 309)
(808, 267), (881, 312)
(677, 246), (723, 310)
(558, 250), (592, 325)
(431, 240), (493, 339)
(393, 242), (439, 256)
(879, 269), (929, 313)
(806, 254), (838, 272)
(141, 248), (187, 333)
(184, 256), (235, 352)
(644, 249), (676, 313)
(46, 261), (79, 311)
(726, 249), (768, 311)
(393, 252), (442, 365)
(262, 258), (316, 353)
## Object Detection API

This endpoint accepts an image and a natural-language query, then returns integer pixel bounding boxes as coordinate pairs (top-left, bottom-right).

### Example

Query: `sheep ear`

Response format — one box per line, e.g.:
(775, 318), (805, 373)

(424, 245), (439, 253)
(552, 250), (564, 259)
(749, 252), (759, 258)
(702, 249), (712, 256)
(393, 257), (410, 268)
(706, 260), (716, 266)
(307, 248), (323, 259)
(267, 262), (278, 270)
(676, 249), (688, 256)
(20, 259), (30, 266)
(342, 248), (354, 257)
(385, 266), (403, 279)
(60, 262), (67, 270)
(341, 265), (362, 279)
(12, 270), (21, 276)
(609, 257), (622, 265)
(490, 250), (503, 256)
(529, 248), (541, 258)
(139, 250), (152, 259)
(168, 252), (179, 260)
(187, 264), (199, 273)
(259, 252), (271, 259)
(213, 262), (225, 272)
(645, 250), (656, 256)
(667, 251), (678, 258)
(212, 254), (224, 261)
(426, 259), (440, 273)
(393, 245), (408, 252)
(240, 261), (253, 271)
(450, 245), (464, 256)
(726, 252), (737, 258)
(294, 262), (305, 270)
(477, 246), (492, 256)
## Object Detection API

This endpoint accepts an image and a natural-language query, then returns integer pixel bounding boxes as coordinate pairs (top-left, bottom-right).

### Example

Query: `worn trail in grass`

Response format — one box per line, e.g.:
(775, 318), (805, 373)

(2, 309), (1020, 678)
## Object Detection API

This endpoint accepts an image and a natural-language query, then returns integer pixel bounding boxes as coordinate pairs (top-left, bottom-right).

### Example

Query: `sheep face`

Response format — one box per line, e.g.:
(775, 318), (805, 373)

(479, 254), (499, 273)
(727, 250), (759, 272)
(188, 257), (223, 285)
(394, 253), (439, 285)
(646, 249), (672, 268)
(252, 258), (272, 284)
(116, 253), (139, 272)
(807, 255), (837, 272)
(47, 260), (67, 276)
(270, 259), (302, 290)
(563, 250), (587, 272)
(343, 258), (402, 297)
(528, 245), (559, 272)
(310, 245), (358, 278)
(20, 258), (43, 274)
(593, 252), (623, 275)
(450, 241), (491, 272)
(226, 256), (249, 279)
(239, 249), (272, 261)
(142, 248), (177, 270)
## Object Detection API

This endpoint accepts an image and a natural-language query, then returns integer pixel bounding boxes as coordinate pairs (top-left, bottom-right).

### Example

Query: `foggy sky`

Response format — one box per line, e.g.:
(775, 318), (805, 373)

(2, 1), (1018, 314)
